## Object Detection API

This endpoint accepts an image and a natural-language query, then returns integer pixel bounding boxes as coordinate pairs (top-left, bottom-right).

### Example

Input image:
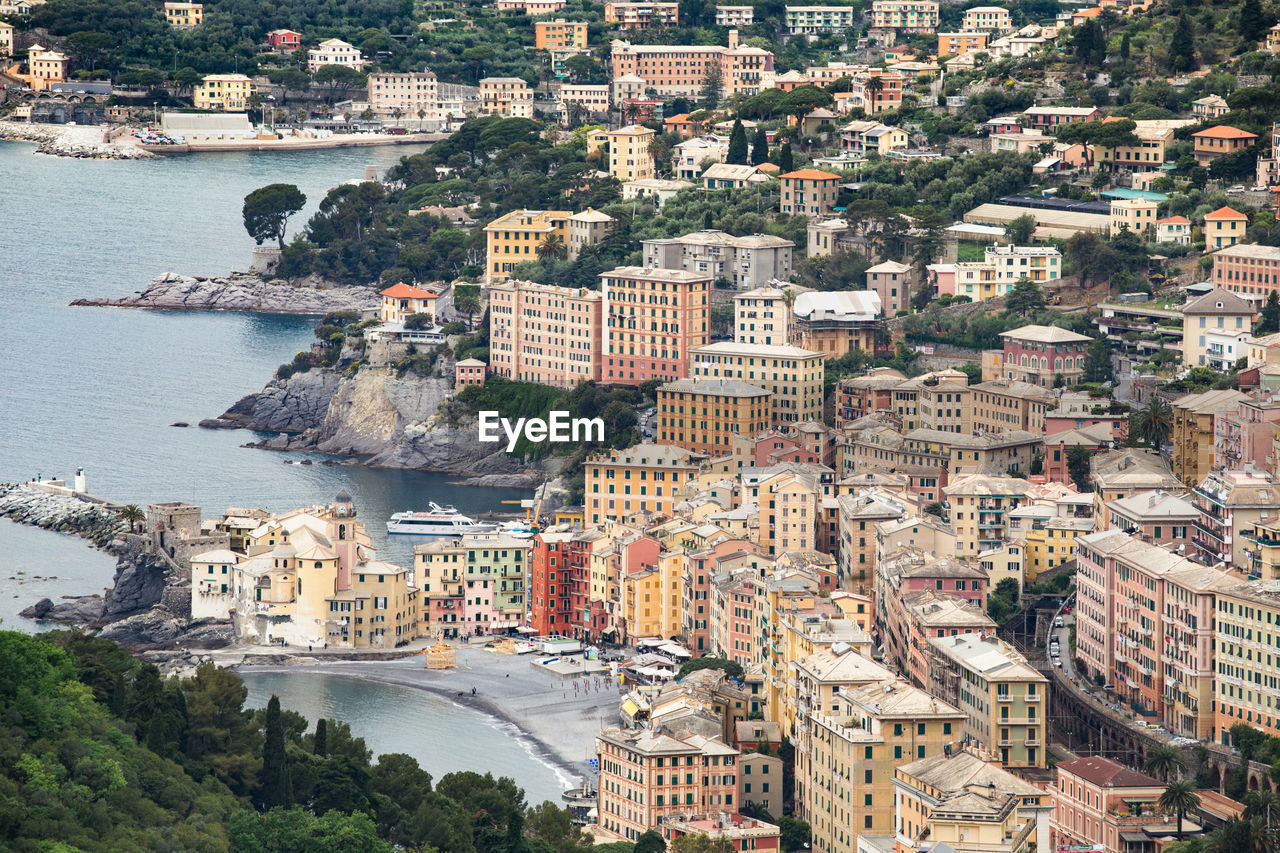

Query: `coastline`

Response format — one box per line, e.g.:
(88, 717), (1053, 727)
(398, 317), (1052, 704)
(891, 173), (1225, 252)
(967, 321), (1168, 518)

(72, 272), (379, 315)
(234, 648), (616, 788)
(0, 121), (152, 159)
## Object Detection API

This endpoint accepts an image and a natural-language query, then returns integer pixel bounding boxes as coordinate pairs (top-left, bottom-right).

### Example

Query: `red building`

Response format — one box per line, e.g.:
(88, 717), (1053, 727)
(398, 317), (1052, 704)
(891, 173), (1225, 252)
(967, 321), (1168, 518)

(267, 29), (302, 50)
(602, 266), (711, 385)
(530, 529), (594, 636)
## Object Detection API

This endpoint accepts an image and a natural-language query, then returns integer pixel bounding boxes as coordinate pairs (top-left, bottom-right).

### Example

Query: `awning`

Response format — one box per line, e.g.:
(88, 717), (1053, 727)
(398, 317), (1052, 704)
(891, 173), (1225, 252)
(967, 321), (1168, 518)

(601, 627), (618, 636)
(516, 626), (537, 633)
(490, 620), (517, 629)
(621, 698), (640, 717)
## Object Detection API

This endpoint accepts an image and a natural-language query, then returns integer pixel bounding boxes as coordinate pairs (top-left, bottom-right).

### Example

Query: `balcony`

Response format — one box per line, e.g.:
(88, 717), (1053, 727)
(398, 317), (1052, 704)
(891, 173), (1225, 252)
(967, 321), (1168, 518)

(1025, 693), (1042, 702)
(996, 693), (1013, 703)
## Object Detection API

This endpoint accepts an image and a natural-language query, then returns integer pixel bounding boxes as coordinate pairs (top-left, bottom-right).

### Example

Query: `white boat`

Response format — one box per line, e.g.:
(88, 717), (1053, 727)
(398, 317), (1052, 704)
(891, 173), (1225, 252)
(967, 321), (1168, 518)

(386, 503), (497, 535)
(499, 520), (537, 539)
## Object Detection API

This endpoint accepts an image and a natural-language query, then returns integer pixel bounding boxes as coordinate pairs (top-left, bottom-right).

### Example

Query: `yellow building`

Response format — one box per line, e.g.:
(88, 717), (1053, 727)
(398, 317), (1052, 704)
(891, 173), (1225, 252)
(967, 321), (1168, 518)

(753, 465), (823, 555)
(484, 208), (572, 283)
(585, 443), (702, 525)
(797, 677), (966, 853)
(658, 378), (770, 457)
(1204, 205), (1248, 250)
(927, 634), (1049, 768)
(1022, 516), (1093, 582)
(969, 379), (1054, 434)
(1109, 197), (1158, 239)
(1170, 388), (1249, 487)
(606, 124), (656, 182)
(194, 73), (253, 111)
(535, 19), (589, 49)
(378, 281), (438, 323)
(479, 76), (533, 117)
(414, 533), (532, 638)
(691, 341), (826, 425)
(164, 1), (203, 27)
(1213, 579), (1280, 743)
(621, 546), (685, 639)
(942, 475), (1033, 560)
(329, 560), (418, 648)
(26, 44), (68, 91)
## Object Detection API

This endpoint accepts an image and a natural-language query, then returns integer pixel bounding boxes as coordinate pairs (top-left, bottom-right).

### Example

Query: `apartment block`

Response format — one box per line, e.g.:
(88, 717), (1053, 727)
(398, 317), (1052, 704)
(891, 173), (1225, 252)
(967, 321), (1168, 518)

(927, 633), (1049, 768)
(1191, 465), (1280, 568)
(997, 324), (1092, 387)
(969, 379), (1055, 433)
(1212, 243), (1280, 301)
(779, 169), (842, 217)
(605, 1), (679, 26)
(307, 38), (366, 73)
(642, 231), (795, 290)
(839, 120), (909, 155)
(1021, 105), (1101, 132)
(164, 1), (202, 27)
(488, 279), (603, 388)
(1213, 578), (1280, 744)
(610, 36), (774, 98)
(792, 290), (883, 358)
(602, 266), (711, 385)
(535, 19), (588, 49)
(734, 286), (792, 347)
(414, 534), (532, 638)
(870, 0), (938, 31)
(607, 124), (657, 182)
(962, 5), (1010, 30)
(585, 443), (702, 525)
(1192, 125), (1258, 166)
(367, 72), (441, 122)
(1204, 205), (1248, 250)
(716, 5), (754, 25)
(657, 378), (771, 456)
(937, 31), (988, 55)
(1051, 757), (1165, 853)
(484, 208), (613, 283)
(691, 341), (826, 424)
(1110, 197), (1158, 239)
(496, 0), (568, 12)
(194, 74), (253, 111)
(943, 474), (1034, 560)
(479, 77), (534, 118)
(785, 5), (857, 34)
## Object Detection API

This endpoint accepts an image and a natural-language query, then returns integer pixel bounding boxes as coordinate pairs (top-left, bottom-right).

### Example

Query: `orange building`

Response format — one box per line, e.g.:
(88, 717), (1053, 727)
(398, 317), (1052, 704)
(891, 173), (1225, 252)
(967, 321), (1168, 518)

(937, 31), (988, 55)
(535, 19), (589, 49)
(778, 169), (841, 217)
(602, 266), (711, 385)
(488, 279), (603, 387)
(657, 378), (770, 456)
(1192, 125), (1259, 166)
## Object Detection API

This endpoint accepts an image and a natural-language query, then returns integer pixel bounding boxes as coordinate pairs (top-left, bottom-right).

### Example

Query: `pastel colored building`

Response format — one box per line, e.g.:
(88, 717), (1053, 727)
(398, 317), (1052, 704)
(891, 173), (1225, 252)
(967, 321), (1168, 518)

(659, 813), (779, 850)
(414, 534), (532, 638)
(1192, 94), (1230, 120)
(194, 74), (253, 111)
(1109, 197), (1158, 239)
(604, 1), (679, 26)
(732, 286), (791, 346)
(1181, 287), (1253, 371)
(1156, 215), (1192, 245)
(942, 474), (1034, 560)
(870, 0), (939, 32)
(478, 77), (533, 118)
(307, 38), (366, 73)
(602, 266), (711, 385)
(997, 324), (1093, 387)
(657, 378), (770, 456)
(483, 208), (612, 282)
(495, 0), (567, 12)
(962, 5), (1010, 30)
(715, 5), (755, 25)
(1212, 243), (1280, 301)
(488, 279), (603, 387)
(1106, 490), (1197, 548)
(937, 31), (988, 55)
(1192, 125), (1258, 166)
(785, 5), (857, 34)
(529, 527), (594, 636)
(690, 341), (826, 425)
(535, 19), (588, 49)
(164, 2), (202, 27)
(643, 231), (794, 290)
(378, 282), (437, 324)
(1050, 757), (1165, 853)
(606, 124), (656, 182)
(839, 120), (908, 155)
(26, 44), (68, 91)
(1213, 578), (1280, 743)
(455, 358), (486, 387)
(1021, 105), (1100, 132)
(585, 443), (702, 525)
(1204, 205), (1248, 250)
(610, 34), (773, 99)
(267, 29), (301, 50)
(866, 261), (912, 316)
(367, 72), (440, 122)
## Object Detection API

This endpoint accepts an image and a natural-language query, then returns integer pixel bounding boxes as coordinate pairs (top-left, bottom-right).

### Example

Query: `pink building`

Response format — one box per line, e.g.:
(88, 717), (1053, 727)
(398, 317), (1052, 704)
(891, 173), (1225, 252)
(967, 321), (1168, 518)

(884, 588), (995, 686)
(1215, 395), (1280, 470)
(660, 813), (780, 851)
(1105, 490), (1197, 550)
(1051, 757), (1164, 853)
(999, 324), (1092, 387)
(1021, 105), (1101, 132)
(603, 267), (711, 385)
(712, 571), (761, 666)
(455, 358), (486, 387)
(1042, 424), (1113, 485)
(488, 279), (603, 387)
(1211, 243), (1280, 301)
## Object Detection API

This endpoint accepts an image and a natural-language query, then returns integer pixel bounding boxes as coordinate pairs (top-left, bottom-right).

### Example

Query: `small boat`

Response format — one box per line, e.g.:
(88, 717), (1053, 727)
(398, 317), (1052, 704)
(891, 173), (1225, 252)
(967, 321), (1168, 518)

(387, 503), (497, 535)
(498, 520), (537, 539)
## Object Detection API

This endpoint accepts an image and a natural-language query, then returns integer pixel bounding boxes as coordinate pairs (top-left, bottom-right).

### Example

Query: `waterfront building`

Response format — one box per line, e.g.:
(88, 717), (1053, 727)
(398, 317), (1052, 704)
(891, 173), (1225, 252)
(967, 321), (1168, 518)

(1192, 125), (1258, 166)
(715, 5), (754, 25)
(585, 443), (702, 525)
(784, 5), (857, 34)
(1050, 757), (1166, 853)
(1212, 243), (1280, 301)
(193, 74), (253, 111)
(535, 19), (588, 49)
(642, 231), (794, 290)
(604, 1), (679, 26)
(455, 358), (486, 387)
(488, 279), (603, 387)
(557, 84), (609, 118)
(478, 77), (533, 118)
(606, 125), (656, 182)
(378, 281), (438, 324)
(870, 0), (938, 31)
(595, 727), (739, 840)
(25, 44), (68, 91)
(927, 633), (1049, 768)
(962, 5), (1010, 30)
(997, 324), (1092, 387)
(796, 677), (965, 852)
(164, 2), (202, 27)
(602, 266), (711, 386)
(778, 169), (841, 217)
(1204, 206), (1249, 250)
(657, 379), (771, 456)
(307, 38), (366, 73)
(367, 72), (440, 123)
(690, 341), (826, 425)
(414, 533), (532, 638)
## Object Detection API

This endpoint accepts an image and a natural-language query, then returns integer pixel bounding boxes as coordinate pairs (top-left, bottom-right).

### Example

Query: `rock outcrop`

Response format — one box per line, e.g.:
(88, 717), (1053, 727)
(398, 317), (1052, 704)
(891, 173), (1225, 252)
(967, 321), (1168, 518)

(71, 272), (380, 315)
(0, 483), (127, 547)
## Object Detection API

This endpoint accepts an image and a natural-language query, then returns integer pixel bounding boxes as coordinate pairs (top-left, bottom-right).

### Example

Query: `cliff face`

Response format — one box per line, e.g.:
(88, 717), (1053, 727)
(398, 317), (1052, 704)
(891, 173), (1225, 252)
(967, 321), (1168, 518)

(205, 356), (558, 484)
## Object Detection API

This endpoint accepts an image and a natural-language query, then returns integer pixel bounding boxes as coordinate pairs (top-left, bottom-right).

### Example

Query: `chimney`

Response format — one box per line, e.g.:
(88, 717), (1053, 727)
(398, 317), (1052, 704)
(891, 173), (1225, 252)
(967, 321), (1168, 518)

(728, 28), (739, 49)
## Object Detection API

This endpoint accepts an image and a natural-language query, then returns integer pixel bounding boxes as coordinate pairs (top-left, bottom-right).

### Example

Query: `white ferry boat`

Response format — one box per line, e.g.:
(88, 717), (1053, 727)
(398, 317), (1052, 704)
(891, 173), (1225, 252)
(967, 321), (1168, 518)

(386, 503), (497, 535)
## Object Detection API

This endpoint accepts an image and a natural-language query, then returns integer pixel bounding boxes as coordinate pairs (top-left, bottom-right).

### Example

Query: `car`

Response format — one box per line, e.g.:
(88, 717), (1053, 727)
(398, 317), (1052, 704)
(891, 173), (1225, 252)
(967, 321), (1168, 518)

(1054, 658), (1063, 667)
(1228, 185), (1246, 193)
(1063, 606), (1073, 615)
(1054, 616), (1064, 628)
(1252, 185), (1270, 192)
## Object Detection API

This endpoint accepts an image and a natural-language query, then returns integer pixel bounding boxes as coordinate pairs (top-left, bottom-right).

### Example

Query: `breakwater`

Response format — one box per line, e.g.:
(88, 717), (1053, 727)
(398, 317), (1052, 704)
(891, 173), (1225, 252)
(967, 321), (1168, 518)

(0, 482), (126, 547)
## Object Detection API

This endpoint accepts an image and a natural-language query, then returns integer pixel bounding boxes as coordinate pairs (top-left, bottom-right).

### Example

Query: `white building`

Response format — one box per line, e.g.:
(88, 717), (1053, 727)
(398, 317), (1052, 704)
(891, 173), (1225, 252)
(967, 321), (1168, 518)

(307, 38), (367, 73)
(672, 136), (730, 180)
(367, 72), (440, 125)
(716, 4), (754, 25)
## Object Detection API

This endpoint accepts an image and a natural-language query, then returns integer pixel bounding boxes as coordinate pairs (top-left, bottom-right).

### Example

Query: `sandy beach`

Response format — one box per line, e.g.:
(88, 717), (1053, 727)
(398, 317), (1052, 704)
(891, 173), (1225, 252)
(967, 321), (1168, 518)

(235, 646), (622, 784)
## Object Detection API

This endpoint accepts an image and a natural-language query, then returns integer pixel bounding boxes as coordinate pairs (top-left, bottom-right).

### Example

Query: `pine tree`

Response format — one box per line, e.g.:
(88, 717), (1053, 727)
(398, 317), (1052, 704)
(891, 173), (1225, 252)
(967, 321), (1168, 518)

(1169, 14), (1195, 73)
(704, 210), (715, 229)
(751, 126), (769, 165)
(1259, 291), (1280, 335)
(699, 64), (723, 109)
(1084, 337), (1114, 384)
(1120, 32), (1130, 59)
(259, 695), (293, 810)
(727, 119), (748, 165)
(778, 143), (793, 172)
(1240, 0), (1266, 41)
(314, 718), (328, 756)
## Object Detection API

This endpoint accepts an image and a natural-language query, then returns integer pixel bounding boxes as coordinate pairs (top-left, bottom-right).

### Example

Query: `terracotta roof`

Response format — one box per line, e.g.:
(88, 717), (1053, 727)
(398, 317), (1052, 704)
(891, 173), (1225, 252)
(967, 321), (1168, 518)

(779, 169), (841, 180)
(1057, 756), (1160, 789)
(1204, 206), (1247, 220)
(380, 282), (436, 298)
(1156, 216), (1190, 224)
(1192, 125), (1258, 140)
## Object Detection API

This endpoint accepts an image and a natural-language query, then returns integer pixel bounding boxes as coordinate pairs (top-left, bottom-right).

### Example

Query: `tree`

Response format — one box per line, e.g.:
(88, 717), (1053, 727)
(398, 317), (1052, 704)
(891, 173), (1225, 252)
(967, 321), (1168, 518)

(727, 119), (748, 165)
(454, 283), (481, 327)
(1169, 14), (1195, 73)
(314, 64), (367, 101)
(778, 816), (810, 853)
(1258, 291), (1280, 336)
(1120, 32), (1130, 59)
(1083, 337), (1114, 384)
(751, 126), (769, 165)
(1006, 214), (1036, 244)
(1144, 745), (1189, 784)
(1240, 0), (1267, 41)
(1135, 397), (1173, 449)
(537, 234), (567, 261)
(118, 504), (145, 533)
(259, 695), (292, 810)
(314, 717), (328, 756)
(699, 64), (723, 109)
(1066, 446), (1093, 492)
(1005, 278), (1045, 316)
(864, 74), (884, 109)
(1064, 231), (1123, 288)
(777, 143), (793, 172)
(243, 184), (307, 251)
(677, 657), (744, 680)
(635, 829), (668, 853)
(1159, 779), (1200, 838)
(672, 835), (734, 853)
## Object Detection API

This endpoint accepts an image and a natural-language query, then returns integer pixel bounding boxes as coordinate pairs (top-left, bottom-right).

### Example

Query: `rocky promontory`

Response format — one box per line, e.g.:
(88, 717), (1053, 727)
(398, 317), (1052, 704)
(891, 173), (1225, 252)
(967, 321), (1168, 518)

(71, 272), (380, 315)
(0, 120), (154, 159)
(0, 482), (126, 547)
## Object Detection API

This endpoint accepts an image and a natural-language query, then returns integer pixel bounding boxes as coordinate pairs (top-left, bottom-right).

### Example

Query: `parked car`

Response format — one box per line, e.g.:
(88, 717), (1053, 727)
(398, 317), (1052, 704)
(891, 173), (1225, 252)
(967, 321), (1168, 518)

(1252, 185), (1269, 192)
(1054, 616), (1064, 628)
(1227, 185), (1246, 193)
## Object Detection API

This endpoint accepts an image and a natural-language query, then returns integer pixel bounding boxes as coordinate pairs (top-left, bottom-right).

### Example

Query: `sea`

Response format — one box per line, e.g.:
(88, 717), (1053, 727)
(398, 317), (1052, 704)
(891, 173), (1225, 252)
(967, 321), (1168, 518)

(0, 139), (567, 804)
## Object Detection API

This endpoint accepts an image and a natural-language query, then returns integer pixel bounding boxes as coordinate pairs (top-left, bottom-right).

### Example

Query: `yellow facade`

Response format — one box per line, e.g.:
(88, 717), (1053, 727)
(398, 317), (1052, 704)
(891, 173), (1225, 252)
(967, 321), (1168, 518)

(691, 342), (826, 424)
(195, 74), (253, 111)
(622, 548), (684, 638)
(585, 444), (701, 525)
(483, 209), (572, 283)
(606, 124), (656, 182)
(1022, 518), (1089, 582)
(164, 1), (203, 27)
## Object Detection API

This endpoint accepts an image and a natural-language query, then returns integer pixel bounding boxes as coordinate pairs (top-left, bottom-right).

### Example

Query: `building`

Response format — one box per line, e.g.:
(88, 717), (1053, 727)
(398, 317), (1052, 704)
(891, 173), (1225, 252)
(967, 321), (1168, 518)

(602, 267), (711, 385)
(1255, 123), (1280, 188)
(595, 727), (739, 840)
(455, 358), (486, 387)
(1191, 465), (1280, 568)
(785, 5), (857, 34)
(942, 474), (1034, 560)
(479, 77), (533, 118)
(997, 324), (1093, 387)
(1050, 757), (1168, 853)
(1211, 243), (1280, 302)
(839, 120), (908, 156)
(659, 813), (780, 850)
(163, 1), (202, 27)
(610, 35), (774, 99)
(415, 533), (531, 638)
(367, 72), (440, 123)
(25, 44), (68, 91)
(558, 83), (610, 117)
(865, 261), (912, 317)
(378, 282), (438, 324)
(586, 443), (701, 525)
(1156, 215), (1192, 245)
(701, 163), (774, 190)
(1192, 125), (1258, 166)
(716, 5), (754, 25)
(734, 287), (792, 346)
(535, 19), (588, 49)
(642, 231), (794, 290)
(307, 38), (366, 73)
(779, 169), (841, 217)
(1182, 288), (1254, 371)
(1106, 490), (1197, 548)
(671, 137), (729, 180)
(266, 29), (301, 50)
(962, 5), (1010, 30)
(530, 527), (595, 636)
(870, 0), (939, 32)
(488, 280), (604, 387)
(484, 208), (612, 283)
(657, 379), (770, 456)
(927, 634), (1049, 768)
(1192, 94), (1231, 120)
(606, 125), (656, 182)
(1109, 197), (1158, 239)
(1021, 105), (1101, 133)
(193, 74), (253, 111)
(1213, 578), (1280, 743)
(792, 291), (883, 358)
(604, 1), (679, 26)
(1204, 206), (1248, 251)
(690, 342), (826, 425)
(496, 0), (568, 11)
(937, 31), (988, 55)
(0, 21), (13, 57)
(1091, 449), (1182, 528)
(623, 178), (694, 208)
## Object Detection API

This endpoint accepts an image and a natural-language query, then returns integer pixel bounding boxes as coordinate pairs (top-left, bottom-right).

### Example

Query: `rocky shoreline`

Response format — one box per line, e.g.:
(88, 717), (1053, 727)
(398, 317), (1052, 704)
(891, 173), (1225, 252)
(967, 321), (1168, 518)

(0, 121), (153, 159)
(71, 272), (381, 315)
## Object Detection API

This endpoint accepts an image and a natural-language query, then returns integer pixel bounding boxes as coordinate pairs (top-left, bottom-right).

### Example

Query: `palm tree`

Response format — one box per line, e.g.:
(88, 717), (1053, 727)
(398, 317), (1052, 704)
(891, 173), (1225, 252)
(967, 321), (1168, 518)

(864, 74), (884, 111)
(1159, 779), (1200, 837)
(537, 233), (567, 261)
(624, 101), (640, 124)
(118, 504), (145, 533)
(1144, 745), (1188, 783)
(1135, 397), (1174, 449)
(1243, 788), (1276, 820)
